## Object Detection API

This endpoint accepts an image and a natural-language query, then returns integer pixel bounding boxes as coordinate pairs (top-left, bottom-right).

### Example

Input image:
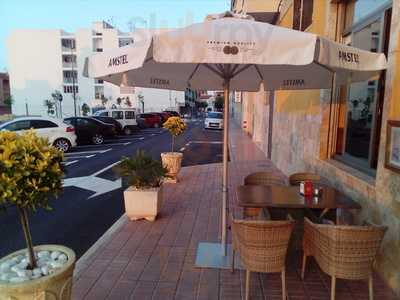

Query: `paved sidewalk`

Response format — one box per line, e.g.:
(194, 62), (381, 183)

(72, 123), (396, 300)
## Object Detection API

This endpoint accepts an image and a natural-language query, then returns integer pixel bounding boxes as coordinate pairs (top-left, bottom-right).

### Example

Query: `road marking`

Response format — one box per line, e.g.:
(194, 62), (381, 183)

(64, 176), (122, 199)
(62, 160), (78, 166)
(65, 148), (112, 156)
(65, 154), (96, 160)
(92, 160), (122, 177)
(187, 141), (223, 145)
(112, 138), (144, 142)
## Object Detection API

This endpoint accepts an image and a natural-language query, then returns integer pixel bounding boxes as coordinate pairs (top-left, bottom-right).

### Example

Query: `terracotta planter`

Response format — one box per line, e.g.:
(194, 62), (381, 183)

(124, 185), (163, 221)
(161, 152), (183, 183)
(0, 245), (76, 300)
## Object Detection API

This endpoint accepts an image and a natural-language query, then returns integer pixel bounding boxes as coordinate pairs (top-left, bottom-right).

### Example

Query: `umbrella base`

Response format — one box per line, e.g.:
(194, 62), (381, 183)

(195, 242), (243, 270)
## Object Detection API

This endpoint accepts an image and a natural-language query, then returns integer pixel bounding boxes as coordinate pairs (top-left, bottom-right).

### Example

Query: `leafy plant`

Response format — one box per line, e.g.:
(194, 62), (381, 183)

(114, 150), (167, 189)
(3, 95), (13, 107)
(0, 130), (64, 269)
(124, 96), (132, 107)
(214, 95), (224, 110)
(81, 103), (90, 116)
(163, 116), (186, 152)
(43, 99), (55, 115)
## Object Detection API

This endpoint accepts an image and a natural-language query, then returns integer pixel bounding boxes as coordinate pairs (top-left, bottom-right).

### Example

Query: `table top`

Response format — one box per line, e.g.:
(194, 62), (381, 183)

(236, 185), (362, 210)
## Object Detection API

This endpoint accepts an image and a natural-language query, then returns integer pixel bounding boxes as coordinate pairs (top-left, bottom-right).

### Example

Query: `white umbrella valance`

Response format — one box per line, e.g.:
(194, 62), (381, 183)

(84, 14), (386, 91)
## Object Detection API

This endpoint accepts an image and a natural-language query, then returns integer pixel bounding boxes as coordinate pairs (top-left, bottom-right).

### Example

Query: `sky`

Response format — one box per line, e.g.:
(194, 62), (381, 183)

(0, 0), (230, 71)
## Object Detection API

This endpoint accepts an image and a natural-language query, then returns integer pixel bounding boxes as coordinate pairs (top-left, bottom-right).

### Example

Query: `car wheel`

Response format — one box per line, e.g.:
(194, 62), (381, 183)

(124, 127), (132, 135)
(154, 123), (159, 128)
(92, 134), (104, 145)
(53, 138), (71, 152)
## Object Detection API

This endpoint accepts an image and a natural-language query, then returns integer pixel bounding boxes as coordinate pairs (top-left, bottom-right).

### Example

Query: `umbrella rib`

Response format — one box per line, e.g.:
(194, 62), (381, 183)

(204, 64), (224, 79)
(254, 65), (264, 80)
(232, 64), (252, 78)
(188, 63), (201, 81)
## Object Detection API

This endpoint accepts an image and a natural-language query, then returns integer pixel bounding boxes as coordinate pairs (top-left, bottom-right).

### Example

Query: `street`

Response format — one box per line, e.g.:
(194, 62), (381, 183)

(0, 119), (224, 258)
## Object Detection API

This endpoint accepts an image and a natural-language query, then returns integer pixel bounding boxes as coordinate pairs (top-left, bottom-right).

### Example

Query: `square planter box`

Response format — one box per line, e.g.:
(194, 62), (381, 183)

(123, 185), (163, 222)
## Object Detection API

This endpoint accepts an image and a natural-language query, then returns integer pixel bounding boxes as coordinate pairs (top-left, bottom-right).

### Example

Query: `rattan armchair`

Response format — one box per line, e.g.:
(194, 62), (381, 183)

(302, 218), (387, 300)
(243, 172), (286, 218)
(231, 218), (295, 300)
(288, 172), (321, 186)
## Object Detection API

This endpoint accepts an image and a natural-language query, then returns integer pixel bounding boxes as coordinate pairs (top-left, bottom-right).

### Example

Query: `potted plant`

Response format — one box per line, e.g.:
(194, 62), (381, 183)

(0, 130), (76, 299)
(161, 116), (186, 182)
(115, 150), (168, 221)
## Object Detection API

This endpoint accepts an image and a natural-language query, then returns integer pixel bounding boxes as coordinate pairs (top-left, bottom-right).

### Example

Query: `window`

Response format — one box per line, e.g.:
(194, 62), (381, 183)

(334, 4), (392, 174)
(207, 112), (223, 119)
(4, 120), (31, 131)
(61, 39), (76, 50)
(63, 85), (78, 93)
(119, 38), (134, 47)
(31, 120), (58, 129)
(112, 111), (124, 120)
(125, 111), (135, 119)
(76, 118), (91, 127)
(63, 70), (78, 84)
(98, 111), (109, 117)
(293, 0), (313, 31)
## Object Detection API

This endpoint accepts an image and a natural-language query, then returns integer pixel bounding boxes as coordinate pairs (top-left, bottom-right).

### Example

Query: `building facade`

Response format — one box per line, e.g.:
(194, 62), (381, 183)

(6, 21), (184, 117)
(0, 72), (11, 114)
(232, 0), (400, 294)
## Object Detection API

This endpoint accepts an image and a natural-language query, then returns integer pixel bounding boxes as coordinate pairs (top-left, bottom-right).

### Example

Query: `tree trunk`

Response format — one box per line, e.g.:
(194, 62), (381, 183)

(18, 207), (37, 269)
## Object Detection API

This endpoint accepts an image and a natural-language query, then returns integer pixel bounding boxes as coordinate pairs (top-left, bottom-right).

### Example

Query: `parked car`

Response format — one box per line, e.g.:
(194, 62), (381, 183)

(93, 108), (138, 135)
(64, 117), (116, 145)
(137, 113), (162, 128)
(153, 112), (171, 124)
(163, 110), (180, 117)
(0, 117), (77, 152)
(91, 116), (123, 135)
(204, 112), (224, 130)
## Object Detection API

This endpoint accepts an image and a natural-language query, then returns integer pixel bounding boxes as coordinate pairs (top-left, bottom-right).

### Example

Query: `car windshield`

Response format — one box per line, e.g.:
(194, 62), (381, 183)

(207, 112), (223, 119)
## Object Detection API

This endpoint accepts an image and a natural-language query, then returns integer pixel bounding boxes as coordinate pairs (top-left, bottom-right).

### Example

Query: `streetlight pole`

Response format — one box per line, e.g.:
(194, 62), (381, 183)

(71, 46), (77, 116)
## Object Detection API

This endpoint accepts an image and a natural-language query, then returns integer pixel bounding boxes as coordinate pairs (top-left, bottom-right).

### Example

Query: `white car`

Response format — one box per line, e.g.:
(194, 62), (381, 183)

(204, 112), (224, 130)
(93, 108), (137, 135)
(0, 117), (77, 152)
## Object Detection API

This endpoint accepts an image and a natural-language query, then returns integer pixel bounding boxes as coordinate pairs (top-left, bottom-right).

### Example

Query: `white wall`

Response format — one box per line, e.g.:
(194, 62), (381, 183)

(7, 30), (64, 116)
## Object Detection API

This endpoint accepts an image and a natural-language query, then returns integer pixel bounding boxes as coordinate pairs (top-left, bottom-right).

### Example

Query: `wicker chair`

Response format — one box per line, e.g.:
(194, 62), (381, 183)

(288, 172), (321, 186)
(302, 218), (387, 300)
(243, 172), (286, 218)
(231, 218), (295, 300)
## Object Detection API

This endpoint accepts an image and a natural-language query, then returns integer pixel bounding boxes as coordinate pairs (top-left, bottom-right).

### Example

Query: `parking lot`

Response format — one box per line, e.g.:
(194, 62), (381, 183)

(62, 127), (165, 169)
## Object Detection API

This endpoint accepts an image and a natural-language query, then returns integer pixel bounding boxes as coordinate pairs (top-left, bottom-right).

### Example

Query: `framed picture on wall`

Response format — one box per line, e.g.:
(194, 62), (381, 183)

(385, 120), (400, 173)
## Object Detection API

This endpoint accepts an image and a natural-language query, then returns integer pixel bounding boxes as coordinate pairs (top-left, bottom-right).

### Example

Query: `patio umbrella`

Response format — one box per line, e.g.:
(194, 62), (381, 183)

(83, 11), (387, 268)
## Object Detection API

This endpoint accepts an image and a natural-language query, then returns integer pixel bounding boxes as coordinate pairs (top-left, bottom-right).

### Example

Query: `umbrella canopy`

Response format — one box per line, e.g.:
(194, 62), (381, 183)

(84, 11), (387, 264)
(84, 12), (386, 91)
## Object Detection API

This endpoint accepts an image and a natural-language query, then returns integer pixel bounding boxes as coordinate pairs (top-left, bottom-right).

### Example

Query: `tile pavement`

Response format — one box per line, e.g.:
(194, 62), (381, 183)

(71, 123), (397, 299)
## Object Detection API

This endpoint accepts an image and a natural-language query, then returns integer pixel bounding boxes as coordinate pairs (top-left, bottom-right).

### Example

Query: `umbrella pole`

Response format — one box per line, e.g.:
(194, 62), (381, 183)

(222, 78), (230, 256)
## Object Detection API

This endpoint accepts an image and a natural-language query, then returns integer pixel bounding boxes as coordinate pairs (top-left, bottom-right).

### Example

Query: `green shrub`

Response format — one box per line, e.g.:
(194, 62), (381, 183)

(114, 150), (167, 189)
(0, 130), (64, 269)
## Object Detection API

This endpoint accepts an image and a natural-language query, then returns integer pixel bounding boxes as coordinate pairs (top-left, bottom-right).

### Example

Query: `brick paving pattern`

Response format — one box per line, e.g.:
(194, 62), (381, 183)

(72, 123), (396, 299)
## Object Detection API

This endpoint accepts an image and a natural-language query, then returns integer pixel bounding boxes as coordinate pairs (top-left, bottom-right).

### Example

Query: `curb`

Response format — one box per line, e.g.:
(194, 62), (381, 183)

(75, 214), (127, 272)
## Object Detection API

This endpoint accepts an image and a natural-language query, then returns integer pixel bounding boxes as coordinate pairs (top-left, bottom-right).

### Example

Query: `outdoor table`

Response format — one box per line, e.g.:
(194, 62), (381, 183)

(236, 185), (362, 224)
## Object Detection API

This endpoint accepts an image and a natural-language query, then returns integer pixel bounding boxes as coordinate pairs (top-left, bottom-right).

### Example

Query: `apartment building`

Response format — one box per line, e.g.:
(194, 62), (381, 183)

(6, 21), (184, 117)
(231, 0), (400, 295)
(0, 72), (11, 114)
